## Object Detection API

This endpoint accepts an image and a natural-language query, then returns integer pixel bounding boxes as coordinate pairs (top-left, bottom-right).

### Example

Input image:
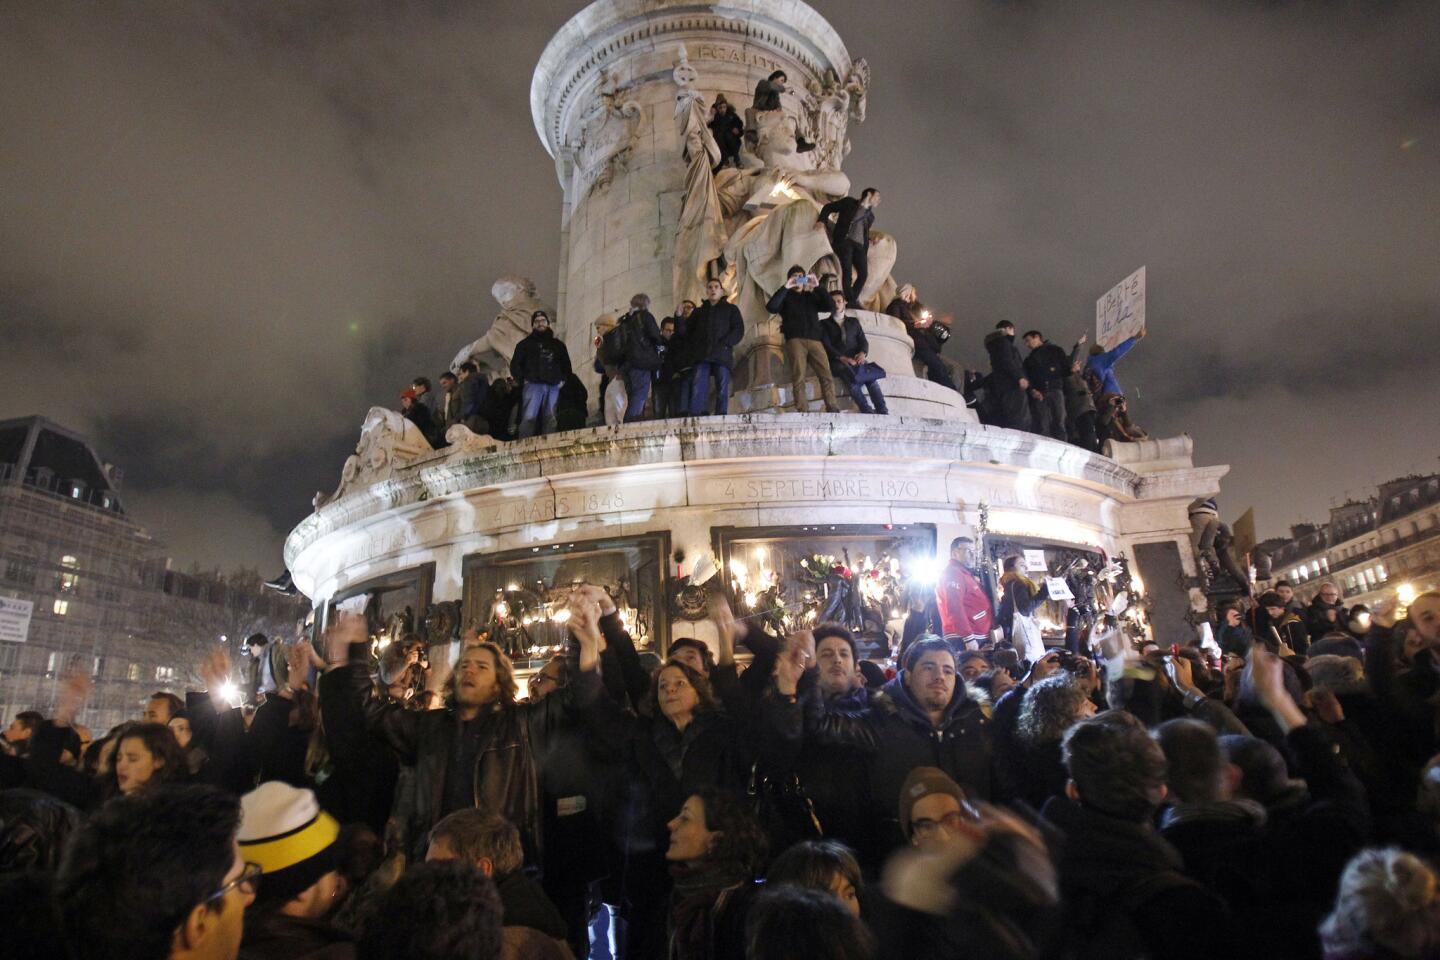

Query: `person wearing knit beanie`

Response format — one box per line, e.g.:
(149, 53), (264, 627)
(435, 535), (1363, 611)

(237, 781), (354, 958)
(898, 766), (975, 851)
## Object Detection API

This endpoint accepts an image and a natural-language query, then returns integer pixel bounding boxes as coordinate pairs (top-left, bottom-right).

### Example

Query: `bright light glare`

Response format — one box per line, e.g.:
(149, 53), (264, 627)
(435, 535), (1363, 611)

(217, 681), (241, 707)
(909, 555), (942, 585)
(552, 608), (572, 623)
(1399, 582), (1417, 605)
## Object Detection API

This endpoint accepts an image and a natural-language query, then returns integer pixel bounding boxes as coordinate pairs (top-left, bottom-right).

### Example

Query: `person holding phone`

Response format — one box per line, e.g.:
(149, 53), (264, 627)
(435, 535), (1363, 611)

(766, 266), (840, 413)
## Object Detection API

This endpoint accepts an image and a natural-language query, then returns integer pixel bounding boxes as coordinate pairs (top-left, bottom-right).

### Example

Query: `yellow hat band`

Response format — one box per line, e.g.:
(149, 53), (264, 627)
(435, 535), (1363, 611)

(239, 812), (340, 875)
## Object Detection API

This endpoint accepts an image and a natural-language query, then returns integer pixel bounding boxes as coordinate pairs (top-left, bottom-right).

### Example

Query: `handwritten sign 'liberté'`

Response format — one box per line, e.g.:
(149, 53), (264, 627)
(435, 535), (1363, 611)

(1095, 266), (1146, 351)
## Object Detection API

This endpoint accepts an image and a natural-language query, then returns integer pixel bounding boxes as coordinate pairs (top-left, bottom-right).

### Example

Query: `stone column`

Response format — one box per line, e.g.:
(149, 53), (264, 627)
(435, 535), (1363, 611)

(531, 0), (858, 401)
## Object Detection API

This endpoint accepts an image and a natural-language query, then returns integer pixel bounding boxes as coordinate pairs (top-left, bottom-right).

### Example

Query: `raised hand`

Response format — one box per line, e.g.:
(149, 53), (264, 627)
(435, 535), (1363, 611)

(1251, 646), (1307, 732)
(1306, 688), (1346, 725)
(285, 642), (312, 692)
(774, 629), (813, 697)
(567, 596), (603, 672)
(1165, 654), (1196, 694)
(199, 648), (231, 692)
(55, 664), (93, 726)
(572, 583), (617, 618)
(324, 612), (369, 665)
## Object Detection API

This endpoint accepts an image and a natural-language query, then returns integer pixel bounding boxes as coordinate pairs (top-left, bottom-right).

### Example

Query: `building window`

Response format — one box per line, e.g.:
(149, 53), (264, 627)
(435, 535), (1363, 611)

(127, 662), (141, 682)
(58, 554), (79, 594)
(155, 665), (177, 683)
(46, 651), (63, 677)
(462, 537), (669, 662)
(92, 656), (104, 678)
(52, 599), (68, 616)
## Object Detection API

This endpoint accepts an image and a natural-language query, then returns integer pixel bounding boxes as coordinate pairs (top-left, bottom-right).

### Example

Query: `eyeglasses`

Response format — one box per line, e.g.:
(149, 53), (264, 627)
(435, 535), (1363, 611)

(910, 805), (979, 839)
(204, 862), (261, 905)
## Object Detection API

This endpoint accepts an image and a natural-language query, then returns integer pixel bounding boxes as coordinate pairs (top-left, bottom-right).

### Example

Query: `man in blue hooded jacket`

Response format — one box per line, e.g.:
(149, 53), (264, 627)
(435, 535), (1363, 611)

(1085, 327), (1146, 396)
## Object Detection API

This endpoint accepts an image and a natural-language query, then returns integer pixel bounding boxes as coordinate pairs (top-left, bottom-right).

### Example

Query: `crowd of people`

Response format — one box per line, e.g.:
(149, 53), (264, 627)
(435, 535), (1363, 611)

(4, 552), (1440, 960)
(388, 179), (1144, 450)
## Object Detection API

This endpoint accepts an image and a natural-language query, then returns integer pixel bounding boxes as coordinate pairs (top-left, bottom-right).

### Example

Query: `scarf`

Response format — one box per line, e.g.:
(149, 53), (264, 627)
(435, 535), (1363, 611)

(1000, 570), (1040, 597)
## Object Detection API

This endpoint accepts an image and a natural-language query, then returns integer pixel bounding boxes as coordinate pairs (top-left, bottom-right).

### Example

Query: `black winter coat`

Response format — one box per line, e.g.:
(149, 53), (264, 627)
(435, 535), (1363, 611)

(510, 330), (572, 385)
(817, 196), (870, 248)
(619, 309), (664, 371)
(766, 285), (831, 342)
(984, 331), (1027, 390)
(821, 313), (869, 372)
(336, 645), (600, 862)
(708, 111), (743, 157)
(809, 673), (991, 855)
(1023, 341), (1069, 390)
(1040, 796), (1241, 960)
(685, 300), (745, 369)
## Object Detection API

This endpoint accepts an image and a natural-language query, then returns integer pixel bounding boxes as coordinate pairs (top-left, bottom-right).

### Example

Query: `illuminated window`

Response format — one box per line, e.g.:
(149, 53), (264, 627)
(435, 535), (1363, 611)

(58, 555), (78, 594)
(52, 598), (68, 616)
(127, 662), (141, 682)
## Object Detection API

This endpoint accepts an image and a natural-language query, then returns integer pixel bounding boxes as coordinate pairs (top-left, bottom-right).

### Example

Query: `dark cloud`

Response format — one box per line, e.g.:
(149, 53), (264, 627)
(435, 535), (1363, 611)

(1, 0), (1437, 571)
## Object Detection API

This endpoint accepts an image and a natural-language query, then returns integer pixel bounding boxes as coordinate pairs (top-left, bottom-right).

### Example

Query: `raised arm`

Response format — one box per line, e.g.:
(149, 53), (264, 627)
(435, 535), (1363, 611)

(323, 612), (423, 765)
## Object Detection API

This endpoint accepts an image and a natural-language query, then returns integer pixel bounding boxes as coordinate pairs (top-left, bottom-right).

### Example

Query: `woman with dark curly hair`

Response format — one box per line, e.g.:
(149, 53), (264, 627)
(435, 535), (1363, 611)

(1007, 675), (1095, 809)
(109, 722), (188, 796)
(666, 786), (768, 960)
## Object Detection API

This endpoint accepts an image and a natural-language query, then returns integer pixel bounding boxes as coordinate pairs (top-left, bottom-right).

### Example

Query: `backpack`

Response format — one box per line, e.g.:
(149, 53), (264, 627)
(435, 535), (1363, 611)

(599, 323), (628, 367)
(622, 311), (663, 371)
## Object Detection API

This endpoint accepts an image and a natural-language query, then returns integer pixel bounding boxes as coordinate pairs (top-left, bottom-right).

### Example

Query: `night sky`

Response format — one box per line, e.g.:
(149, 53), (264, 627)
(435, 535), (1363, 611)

(2, 1), (1437, 572)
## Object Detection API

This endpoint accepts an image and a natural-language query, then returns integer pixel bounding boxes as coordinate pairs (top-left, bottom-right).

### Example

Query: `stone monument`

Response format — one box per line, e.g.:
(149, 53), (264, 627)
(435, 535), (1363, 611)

(530, 0), (960, 416)
(287, 0), (1234, 681)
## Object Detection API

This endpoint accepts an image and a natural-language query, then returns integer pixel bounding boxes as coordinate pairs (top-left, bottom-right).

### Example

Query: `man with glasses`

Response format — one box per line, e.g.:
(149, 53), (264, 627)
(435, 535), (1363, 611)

(1306, 581), (1346, 643)
(899, 766), (978, 853)
(56, 784), (256, 960)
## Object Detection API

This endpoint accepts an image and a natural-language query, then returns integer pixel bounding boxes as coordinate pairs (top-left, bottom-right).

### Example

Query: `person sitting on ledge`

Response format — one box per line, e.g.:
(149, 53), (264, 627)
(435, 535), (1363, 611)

(822, 290), (887, 415)
(511, 310), (571, 439)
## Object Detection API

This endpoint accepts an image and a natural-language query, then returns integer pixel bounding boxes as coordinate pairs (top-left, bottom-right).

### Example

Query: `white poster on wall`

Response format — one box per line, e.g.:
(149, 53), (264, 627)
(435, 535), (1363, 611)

(1096, 265), (1146, 351)
(0, 597), (34, 643)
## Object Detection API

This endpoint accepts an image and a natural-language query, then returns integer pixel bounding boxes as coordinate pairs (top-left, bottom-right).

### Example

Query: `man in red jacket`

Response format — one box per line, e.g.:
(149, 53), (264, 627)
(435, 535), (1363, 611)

(936, 536), (995, 647)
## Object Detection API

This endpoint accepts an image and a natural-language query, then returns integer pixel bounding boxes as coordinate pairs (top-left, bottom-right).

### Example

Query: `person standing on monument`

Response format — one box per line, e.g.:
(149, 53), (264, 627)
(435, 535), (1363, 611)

(822, 290), (887, 414)
(456, 362), (491, 437)
(708, 95), (744, 170)
(1022, 330), (1070, 442)
(767, 266), (840, 413)
(617, 293), (664, 423)
(511, 310), (572, 438)
(983, 321), (1032, 431)
(686, 279), (745, 416)
(936, 536), (996, 648)
(817, 188), (880, 307)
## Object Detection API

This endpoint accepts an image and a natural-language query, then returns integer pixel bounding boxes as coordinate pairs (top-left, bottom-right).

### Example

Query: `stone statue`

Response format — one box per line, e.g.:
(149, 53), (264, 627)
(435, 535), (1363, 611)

(451, 276), (554, 380)
(857, 230), (898, 311)
(672, 50), (725, 309)
(571, 68), (641, 198)
(314, 406), (433, 508)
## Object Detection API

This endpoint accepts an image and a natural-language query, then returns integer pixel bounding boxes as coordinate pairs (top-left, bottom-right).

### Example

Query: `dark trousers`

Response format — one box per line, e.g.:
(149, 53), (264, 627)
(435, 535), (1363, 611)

(623, 367), (652, 422)
(836, 239), (868, 305)
(914, 348), (959, 391)
(688, 361), (732, 416)
(1069, 410), (1099, 451)
(655, 377), (682, 419)
(991, 385), (1031, 431)
(836, 368), (888, 413)
(1030, 388), (1066, 441)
